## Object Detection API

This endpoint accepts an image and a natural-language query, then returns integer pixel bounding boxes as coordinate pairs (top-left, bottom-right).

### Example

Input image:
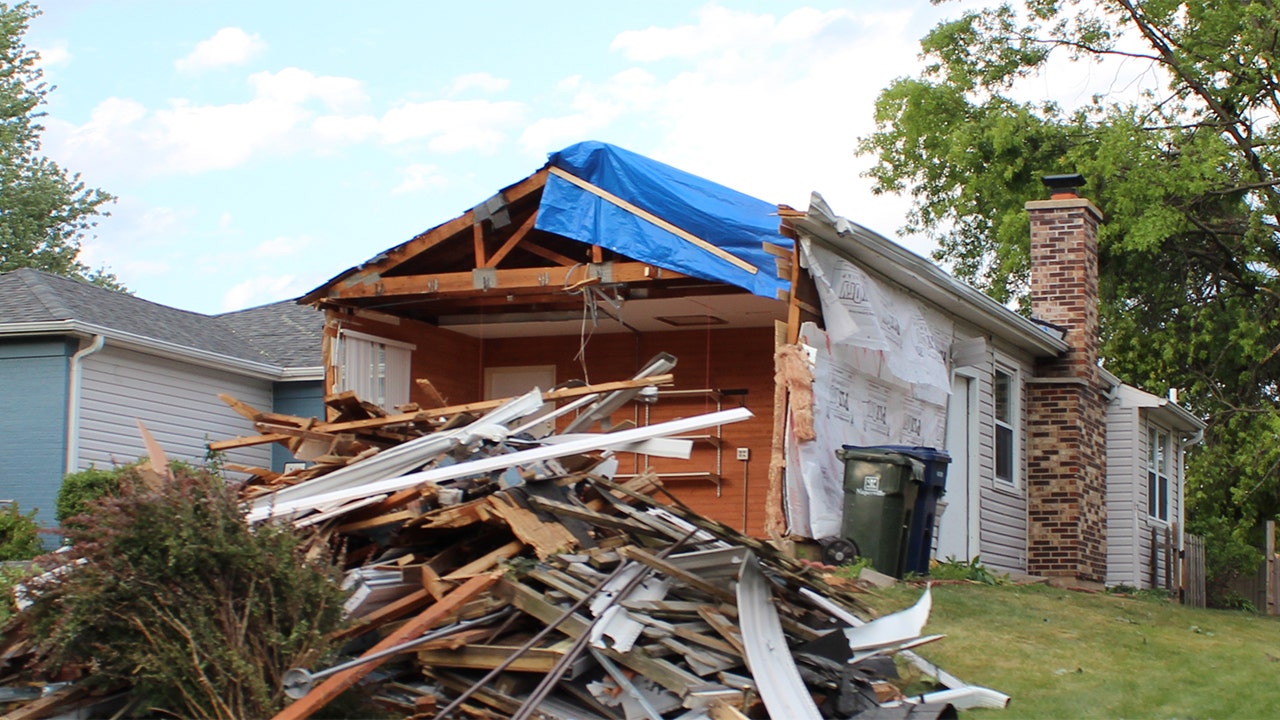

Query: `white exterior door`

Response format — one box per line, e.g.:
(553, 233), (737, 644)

(937, 372), (980, 561)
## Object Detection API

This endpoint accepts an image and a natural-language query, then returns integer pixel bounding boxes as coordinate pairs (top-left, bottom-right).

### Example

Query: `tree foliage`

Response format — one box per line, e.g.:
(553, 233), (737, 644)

(860, 0), (1280, 597)
(29, 466), (348, 718)
(0, 2), (118, 288)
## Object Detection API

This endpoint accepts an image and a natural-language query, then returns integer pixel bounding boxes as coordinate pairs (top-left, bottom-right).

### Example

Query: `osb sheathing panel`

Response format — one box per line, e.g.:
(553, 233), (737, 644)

(482, 327), (776, 536)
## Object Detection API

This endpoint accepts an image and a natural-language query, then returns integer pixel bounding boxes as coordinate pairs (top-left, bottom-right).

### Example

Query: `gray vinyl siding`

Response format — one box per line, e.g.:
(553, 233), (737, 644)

(946, 322), (1033, 574)
(0, 338), (75, 529)
(1105, 402), (1142, 586)
(270, 379), (325, 472)
(978, 343), (1034, 573)
(1134, 416), (1180, 589)
(76, 346), (271, 475)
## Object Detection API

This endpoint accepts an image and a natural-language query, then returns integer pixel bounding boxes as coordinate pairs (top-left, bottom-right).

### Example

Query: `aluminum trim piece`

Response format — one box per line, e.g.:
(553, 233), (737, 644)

(736, 552), (822, 720)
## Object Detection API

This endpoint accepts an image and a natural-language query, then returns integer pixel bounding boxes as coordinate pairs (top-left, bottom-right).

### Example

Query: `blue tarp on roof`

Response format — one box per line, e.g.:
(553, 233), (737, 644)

(534, 141), (792, 299)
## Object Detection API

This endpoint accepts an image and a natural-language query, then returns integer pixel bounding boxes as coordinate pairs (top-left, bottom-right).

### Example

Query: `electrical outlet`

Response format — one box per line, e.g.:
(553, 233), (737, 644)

(736, 447), (750, 461)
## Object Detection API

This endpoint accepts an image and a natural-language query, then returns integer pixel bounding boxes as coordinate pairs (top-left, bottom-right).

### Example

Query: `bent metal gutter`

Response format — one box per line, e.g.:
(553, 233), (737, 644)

(64, 334), (105, 474)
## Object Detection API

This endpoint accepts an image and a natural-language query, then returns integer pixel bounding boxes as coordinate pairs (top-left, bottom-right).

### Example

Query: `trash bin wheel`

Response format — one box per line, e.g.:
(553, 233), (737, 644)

(821, 538), (860, 566)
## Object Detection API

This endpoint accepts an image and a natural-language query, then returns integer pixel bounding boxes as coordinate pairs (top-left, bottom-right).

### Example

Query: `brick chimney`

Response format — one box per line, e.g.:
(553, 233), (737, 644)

(1024, 174), (1108, 583)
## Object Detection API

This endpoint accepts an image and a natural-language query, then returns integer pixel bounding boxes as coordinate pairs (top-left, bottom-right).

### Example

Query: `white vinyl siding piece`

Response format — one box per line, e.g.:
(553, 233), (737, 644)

(76, 345), (271, 475)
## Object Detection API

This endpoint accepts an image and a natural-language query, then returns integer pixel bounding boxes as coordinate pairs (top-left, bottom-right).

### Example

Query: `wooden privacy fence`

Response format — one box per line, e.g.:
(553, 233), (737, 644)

(1224, 520), (1280, 614)
(1151, 524), (1206, 608)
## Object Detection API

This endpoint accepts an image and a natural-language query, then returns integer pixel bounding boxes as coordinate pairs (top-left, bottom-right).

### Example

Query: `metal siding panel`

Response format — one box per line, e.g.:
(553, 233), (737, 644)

(0, 342), (71, 528)
(77, 347), (271, 474)
(271, 380), (326, 471)
(1105, 403), (1140, 586)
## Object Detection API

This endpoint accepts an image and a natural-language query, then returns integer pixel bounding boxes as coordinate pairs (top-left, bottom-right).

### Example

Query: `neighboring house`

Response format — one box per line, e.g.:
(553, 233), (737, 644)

(0, 268), (325, 530)
(299, 140), (1201, 587)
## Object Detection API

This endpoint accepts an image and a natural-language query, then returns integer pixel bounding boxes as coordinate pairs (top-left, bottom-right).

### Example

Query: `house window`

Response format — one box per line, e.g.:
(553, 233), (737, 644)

(1148, 427), (1171, 522)
(336, 330), (414, 412)
(994, 367), (1017, 485)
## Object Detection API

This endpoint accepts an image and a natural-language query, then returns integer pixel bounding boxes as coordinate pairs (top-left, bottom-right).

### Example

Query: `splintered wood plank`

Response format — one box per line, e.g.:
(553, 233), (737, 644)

(441, 540), (526, 580)
(275, 571), (502, 720)
(414, 377), (449, 409)
(316, 374), (674, 433)
(220, 393), (310, 426)
(328, 588), (433, 642)
(208, 432), (292, 452)
(417, 645), (564, 673)
(618, 547), (737, 604)
(484, 493), (578, 559)
(697, 608), (746, 658)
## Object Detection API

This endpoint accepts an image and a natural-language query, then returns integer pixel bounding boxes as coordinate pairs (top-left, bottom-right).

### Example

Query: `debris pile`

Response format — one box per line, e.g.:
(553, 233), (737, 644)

(1, 362), (1009, 719)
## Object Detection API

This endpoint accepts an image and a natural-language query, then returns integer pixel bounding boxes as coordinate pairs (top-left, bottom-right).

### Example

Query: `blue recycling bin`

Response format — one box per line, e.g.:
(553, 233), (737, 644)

(838, 445), (950, 577)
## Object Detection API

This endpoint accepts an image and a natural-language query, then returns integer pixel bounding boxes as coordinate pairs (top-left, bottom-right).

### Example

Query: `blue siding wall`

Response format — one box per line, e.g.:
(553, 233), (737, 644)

(0, 339), (74, 530)
(271, 380), (325, 472)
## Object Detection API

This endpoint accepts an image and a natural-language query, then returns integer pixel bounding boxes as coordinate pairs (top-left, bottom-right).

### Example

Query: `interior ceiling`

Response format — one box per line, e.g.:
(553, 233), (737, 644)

(434, 291), (787, 339)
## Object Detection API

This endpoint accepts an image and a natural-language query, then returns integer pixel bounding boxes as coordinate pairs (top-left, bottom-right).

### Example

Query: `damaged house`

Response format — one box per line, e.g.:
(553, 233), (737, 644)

(0, 268), (326, 529)
(294, 140), (1200, 590)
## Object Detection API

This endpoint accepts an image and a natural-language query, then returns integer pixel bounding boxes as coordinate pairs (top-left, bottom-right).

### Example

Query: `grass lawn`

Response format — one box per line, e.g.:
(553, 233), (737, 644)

(859, 581), (1280, 719)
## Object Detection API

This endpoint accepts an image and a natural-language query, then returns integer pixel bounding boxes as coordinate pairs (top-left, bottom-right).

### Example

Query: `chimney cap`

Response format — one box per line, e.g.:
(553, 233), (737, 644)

(1042, 173), (1086, 192)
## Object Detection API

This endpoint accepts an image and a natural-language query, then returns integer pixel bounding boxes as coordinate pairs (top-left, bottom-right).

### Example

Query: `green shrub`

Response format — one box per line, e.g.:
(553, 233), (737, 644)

(56, 466), (125, 526)
(29, 465), (348, 719)
(928, 555), (1005, 585)
(0, 503), (42, 561)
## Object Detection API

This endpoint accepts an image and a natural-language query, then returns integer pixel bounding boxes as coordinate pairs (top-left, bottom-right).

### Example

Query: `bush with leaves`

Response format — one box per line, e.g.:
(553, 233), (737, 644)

(28, 465), (348, 719)
(55, 466), (125, 528)
(0, 503), (41, 561)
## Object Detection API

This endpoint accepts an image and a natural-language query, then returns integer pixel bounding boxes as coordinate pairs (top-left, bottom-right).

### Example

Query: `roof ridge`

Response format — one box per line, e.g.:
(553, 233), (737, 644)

(12, 268), (76, 320)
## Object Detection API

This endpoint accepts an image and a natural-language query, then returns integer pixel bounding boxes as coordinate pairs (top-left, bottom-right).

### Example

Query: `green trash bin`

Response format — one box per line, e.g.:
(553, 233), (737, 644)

(834, 446), (923, 577)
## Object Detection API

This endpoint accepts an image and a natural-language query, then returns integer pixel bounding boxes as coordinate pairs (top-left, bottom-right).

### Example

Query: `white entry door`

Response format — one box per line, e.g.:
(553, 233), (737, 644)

(484, 365), (557, 437)
(936, 372), (980, 561)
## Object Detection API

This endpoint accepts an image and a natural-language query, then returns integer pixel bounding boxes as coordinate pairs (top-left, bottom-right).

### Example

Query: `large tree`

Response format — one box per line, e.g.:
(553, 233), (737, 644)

(0, 1), (116, 286)
(860, 0), (1280, 601)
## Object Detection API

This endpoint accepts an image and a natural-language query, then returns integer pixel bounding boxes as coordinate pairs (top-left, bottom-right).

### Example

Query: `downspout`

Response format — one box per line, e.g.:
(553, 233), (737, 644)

(1177, 426), (1205, 559)
(64, 334), (105, 475)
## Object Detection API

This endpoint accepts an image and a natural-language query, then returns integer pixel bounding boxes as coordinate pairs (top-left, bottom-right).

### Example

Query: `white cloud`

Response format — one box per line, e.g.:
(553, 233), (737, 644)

(520, 68), (659, 153)
(221, 274), (305, 312)
(522, 4), (930, 246)
(33, 40), (72, 68)
(379, 99), (526, 152)
(249, 67), (368, 112)
(251, 235), (311, 258)
(175, 27), (267, 72)
(447, 72), (510, 97)
(392, 163), (449, 195)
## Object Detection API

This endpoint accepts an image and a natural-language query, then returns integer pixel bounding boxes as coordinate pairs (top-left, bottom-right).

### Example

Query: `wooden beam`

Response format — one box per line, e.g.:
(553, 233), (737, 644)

(273, 571), (502, 720)
(319, 211), (477, 300)
(324, 262), (688, 300)
(481, 210), (539, 269)
(502, 167), (548, 204)
(472, 221), (486, 268)
(548, 165), (757, 275)
(208, 433), (291, 451)
(315, 374), (674, 433)
(521, 239), (580, 267)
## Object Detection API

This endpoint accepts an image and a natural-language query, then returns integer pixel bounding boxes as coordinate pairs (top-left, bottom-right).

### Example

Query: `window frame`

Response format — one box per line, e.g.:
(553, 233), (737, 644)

(1147, 426), (1172, 523)
(992, 363), (1020, 488)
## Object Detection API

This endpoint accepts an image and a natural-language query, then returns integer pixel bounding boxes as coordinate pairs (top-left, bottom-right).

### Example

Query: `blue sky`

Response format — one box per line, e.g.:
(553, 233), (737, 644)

(23, 1), (1145, 314)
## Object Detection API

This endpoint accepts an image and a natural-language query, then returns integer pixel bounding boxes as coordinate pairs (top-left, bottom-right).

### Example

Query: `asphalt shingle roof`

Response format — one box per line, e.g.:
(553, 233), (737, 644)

(0, 268), (323, 370)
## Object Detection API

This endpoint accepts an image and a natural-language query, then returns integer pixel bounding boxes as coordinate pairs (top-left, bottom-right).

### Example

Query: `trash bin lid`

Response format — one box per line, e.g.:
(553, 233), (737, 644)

(845, 444), (951, 464)
(835, 446), (917, 466)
